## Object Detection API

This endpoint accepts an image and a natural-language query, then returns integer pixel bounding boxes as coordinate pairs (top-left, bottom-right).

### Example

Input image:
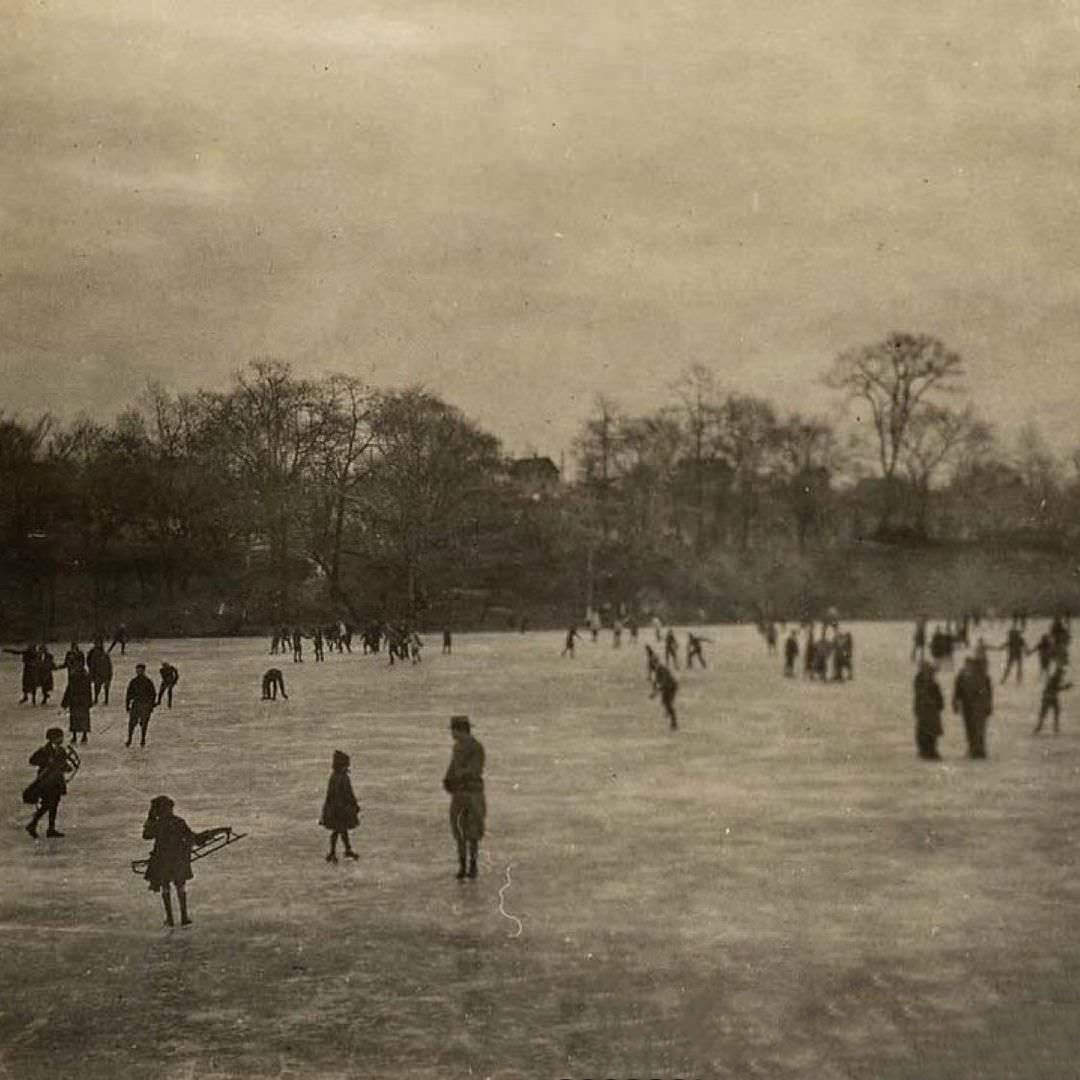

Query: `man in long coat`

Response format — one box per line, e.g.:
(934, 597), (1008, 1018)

(443, 716), (486, 880)
(953, 656), (994, 759)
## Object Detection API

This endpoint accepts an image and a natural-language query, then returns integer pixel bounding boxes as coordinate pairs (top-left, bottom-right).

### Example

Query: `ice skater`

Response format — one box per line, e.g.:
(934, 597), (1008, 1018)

(953, 656), (994, 759)
(663, 628), (680, 670)
(1033, 661), (1072, 735)
(140, 796), (228, 928)
(4, 643), (39, 704)
(913, 660), (944, 760)
(157, 662), (179, 708)
(651, 662), (679, 730)
(262, 668), (288, 700)
(23, 727), (73, 839)
(61, 655), (93, 745)
(108, 623), (128, 655)
(783, 630), (799, 677)
(125, 663), (158, 747)
(87, 638), (112, 704)
(686, 632), (710, 669)
(443, 716), (486, 880)
(320, 750), (361, 862)
(1000, 623), (1027, 685)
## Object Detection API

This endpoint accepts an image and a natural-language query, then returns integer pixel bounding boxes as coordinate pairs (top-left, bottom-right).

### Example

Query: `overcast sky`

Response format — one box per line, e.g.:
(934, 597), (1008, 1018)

(4, 0), (1079, 460)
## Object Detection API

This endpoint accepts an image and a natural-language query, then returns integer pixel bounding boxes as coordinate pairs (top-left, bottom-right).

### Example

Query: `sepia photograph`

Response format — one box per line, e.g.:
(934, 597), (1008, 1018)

(4, 0), (1080, 1077)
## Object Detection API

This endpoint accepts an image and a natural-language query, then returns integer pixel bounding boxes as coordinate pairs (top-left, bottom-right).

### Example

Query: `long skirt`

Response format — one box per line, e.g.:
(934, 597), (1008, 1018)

(68, 707), (90, 734)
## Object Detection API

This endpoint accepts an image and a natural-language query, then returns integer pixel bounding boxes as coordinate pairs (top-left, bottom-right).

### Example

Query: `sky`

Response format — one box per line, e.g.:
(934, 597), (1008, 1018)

(4, 0), (1080, 461)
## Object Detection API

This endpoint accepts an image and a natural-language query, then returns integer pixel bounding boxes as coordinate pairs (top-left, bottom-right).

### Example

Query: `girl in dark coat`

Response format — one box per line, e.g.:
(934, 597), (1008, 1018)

(320, 750), (360, 863)
(141, 795), (224, 927)
(61, 657), (93, 744)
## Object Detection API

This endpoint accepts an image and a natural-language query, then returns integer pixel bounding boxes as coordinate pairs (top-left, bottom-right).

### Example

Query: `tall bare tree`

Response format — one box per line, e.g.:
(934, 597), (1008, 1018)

(672, 364), (723, 553)
(214, 360), (336, 614)
(825, 332), (965, 532)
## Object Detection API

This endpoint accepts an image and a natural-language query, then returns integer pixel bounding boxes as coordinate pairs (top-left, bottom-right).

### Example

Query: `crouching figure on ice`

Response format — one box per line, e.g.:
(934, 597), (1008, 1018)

(261, 668), (288, 700)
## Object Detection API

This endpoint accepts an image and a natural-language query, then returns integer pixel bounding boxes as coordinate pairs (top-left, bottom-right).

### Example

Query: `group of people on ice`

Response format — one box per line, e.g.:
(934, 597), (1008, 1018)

(912, 611), (1073, 760)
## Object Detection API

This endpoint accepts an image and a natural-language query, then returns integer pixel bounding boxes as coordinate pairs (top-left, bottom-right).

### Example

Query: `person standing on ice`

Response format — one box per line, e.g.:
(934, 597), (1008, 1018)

(651, 661), (679, 730)
(783, 630), (799, 677)
(87, 638), (112, 704)
(141, 795), (228, 927)
(320, 750), (360, 863)
(443, 716), (486, 880)
(125, 663), (158, 747)
(663, 628), (679, 669)
(913, 660), (944, 760)
(999, 623), (1027, 685)
(561, 625), (580, 658)
(1033, 661), (1072, 736)
(953, 655), (993, 759)
(61, 654), (93, 745)
(912, 617), (927, 664)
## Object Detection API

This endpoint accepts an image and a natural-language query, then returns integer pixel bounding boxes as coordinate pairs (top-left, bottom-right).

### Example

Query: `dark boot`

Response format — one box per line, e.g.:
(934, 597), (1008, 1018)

(178, 890), (192, 927)
(162, 894), (175, 928)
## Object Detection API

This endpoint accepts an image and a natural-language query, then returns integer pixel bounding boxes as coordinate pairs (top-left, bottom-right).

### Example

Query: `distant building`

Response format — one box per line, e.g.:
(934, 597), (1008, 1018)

(507, 456), (561, 499)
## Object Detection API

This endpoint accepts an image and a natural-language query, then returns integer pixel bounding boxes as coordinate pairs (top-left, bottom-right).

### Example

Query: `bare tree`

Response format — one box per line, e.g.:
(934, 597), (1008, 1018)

(776, 413), (841, 552)
(901, 403), (993, 536)
(572, 394), (626, 542)
(304, 374), (377, 599)
(671, 364), (722, 553)
(825, 332), (965, 532)
(214, 360), (337, 614)
(717, 394), (779, 551)
(364, 388), (502, 614)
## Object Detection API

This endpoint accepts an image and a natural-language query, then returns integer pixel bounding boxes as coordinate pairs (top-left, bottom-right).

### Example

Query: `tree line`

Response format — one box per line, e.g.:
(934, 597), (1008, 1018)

(1, 336), (1078, 637)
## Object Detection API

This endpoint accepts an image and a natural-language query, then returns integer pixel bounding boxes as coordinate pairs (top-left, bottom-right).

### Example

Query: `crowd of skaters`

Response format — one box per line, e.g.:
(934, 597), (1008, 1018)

(10, 612), (486, 928)
(9, 601), (1079, 929)
(910, 610), (1073, 760)
(269, 620), (431, 666)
